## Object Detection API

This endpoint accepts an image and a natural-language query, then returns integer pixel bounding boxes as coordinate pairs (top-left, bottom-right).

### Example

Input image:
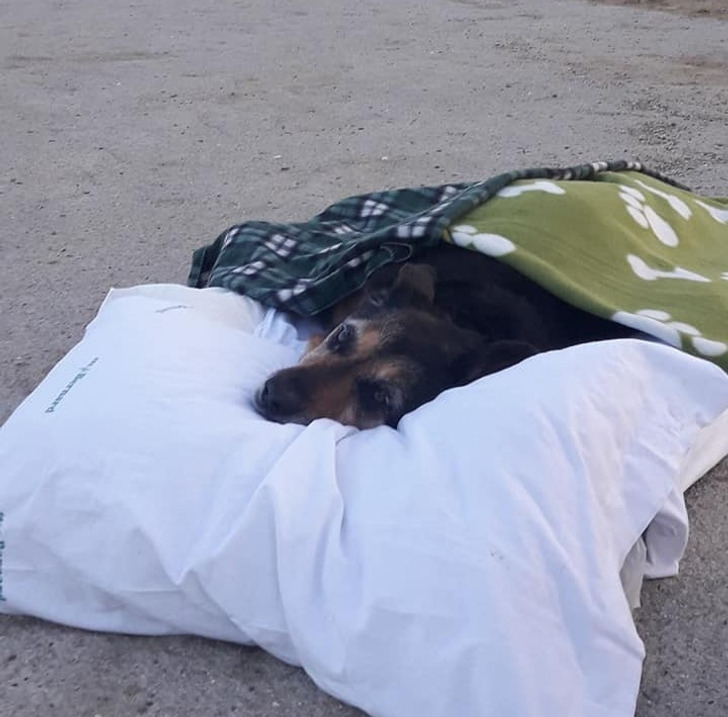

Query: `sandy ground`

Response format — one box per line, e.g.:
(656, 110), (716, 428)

(1, 0), (727, 714)
(598, 0), (728, 19)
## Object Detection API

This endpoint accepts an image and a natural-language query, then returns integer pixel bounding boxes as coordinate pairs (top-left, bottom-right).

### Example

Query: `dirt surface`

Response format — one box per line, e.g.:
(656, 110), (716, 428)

(596, 0), (728, 18)
(1, 0), (728, 715)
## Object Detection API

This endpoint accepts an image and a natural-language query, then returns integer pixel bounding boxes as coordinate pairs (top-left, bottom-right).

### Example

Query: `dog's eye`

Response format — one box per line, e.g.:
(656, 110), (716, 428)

(328, 323), (355, 354)
(367, 290), (388, 308)
(372, 387), (391, 408)
(357, 379), (393, 413)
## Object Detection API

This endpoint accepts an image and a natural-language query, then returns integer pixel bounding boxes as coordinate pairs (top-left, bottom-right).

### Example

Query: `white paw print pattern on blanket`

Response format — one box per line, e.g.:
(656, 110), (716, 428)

(450, 224), (516, 256)
(696, 199), (728, 225)
(451, 180), (567, 256)
(617, 181), (723, 290)
(613, 182), (726, 356)
(496, 180), (566, 198)
(449, 175), (728, 365)
(626, 254), (710, 283)
(618, 185), (682, 247)
(613, 309), (727, 357)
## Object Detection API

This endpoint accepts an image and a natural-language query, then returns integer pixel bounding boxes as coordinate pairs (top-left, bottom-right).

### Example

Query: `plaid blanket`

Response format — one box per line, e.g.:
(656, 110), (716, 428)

(188, 160), (728, 369)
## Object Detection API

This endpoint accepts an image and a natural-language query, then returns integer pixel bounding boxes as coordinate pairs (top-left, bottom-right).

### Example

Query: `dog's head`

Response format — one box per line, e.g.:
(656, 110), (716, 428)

(255, 263), (536, 429)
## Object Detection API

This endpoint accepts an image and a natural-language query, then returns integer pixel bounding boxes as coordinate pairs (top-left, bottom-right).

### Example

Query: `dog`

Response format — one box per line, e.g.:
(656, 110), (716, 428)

(255, 243), (634, 429)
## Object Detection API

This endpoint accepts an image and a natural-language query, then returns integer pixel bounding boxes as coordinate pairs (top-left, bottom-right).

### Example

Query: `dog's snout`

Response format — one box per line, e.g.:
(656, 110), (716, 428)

(256, 374), (303, 422)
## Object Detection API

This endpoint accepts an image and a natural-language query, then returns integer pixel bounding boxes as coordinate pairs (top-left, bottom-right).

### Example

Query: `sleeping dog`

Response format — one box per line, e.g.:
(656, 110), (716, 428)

(255, 243), (634, 429)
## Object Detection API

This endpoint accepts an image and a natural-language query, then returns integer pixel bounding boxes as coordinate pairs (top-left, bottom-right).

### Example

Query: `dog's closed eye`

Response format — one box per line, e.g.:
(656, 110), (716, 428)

(327, 323), (356, 354)
(366, 290), (389, 309)
(355, 377), (399, 420)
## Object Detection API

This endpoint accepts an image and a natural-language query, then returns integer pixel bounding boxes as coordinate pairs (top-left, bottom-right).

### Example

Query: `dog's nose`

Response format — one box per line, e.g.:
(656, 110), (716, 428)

(256, 375), (302, 421)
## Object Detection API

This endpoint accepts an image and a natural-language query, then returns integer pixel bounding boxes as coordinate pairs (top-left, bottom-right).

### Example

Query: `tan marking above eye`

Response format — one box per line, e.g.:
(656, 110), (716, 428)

(301, 319), (388, 366)
(305, 333), (326, 354)
(351, 323), (384, 357)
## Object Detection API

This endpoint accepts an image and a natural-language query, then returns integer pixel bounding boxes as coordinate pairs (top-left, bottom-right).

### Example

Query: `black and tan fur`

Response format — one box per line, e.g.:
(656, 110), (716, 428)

(255, 244), (633, 429)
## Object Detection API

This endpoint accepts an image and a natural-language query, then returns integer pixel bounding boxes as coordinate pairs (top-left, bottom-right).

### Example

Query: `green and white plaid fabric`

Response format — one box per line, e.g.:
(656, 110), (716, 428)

(188, 160), (728, 369)
(189, 160), (680, 314)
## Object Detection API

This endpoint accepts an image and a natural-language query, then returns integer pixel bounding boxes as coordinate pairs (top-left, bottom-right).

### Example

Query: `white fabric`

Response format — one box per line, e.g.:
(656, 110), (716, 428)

(2, 284), (728, 717)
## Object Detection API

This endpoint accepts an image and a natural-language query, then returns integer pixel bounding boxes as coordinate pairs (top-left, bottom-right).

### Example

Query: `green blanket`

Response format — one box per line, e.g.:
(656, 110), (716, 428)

(189, 160), (728, 369)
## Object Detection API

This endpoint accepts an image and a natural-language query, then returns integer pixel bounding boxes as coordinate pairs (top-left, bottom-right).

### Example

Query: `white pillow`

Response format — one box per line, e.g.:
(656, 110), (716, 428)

(2, 284), (728, 717)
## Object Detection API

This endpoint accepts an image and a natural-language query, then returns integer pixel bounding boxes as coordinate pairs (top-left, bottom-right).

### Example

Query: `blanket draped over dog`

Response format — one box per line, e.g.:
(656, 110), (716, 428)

(188, 160), (728, 369)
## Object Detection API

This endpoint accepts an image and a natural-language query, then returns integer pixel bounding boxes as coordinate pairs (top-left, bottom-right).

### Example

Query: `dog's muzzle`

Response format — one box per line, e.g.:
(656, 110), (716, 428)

(255, 373), (306, 424)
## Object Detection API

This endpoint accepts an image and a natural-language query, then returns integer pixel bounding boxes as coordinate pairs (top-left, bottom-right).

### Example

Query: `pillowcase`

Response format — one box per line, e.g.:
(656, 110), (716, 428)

(2, 284), (728, 717)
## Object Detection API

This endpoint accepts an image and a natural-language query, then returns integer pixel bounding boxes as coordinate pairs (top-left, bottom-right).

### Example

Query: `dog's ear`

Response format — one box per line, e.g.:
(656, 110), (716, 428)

(361, 262), (437, 314)
(388, 263), (437, 308)
(452, 340), (538, 385)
